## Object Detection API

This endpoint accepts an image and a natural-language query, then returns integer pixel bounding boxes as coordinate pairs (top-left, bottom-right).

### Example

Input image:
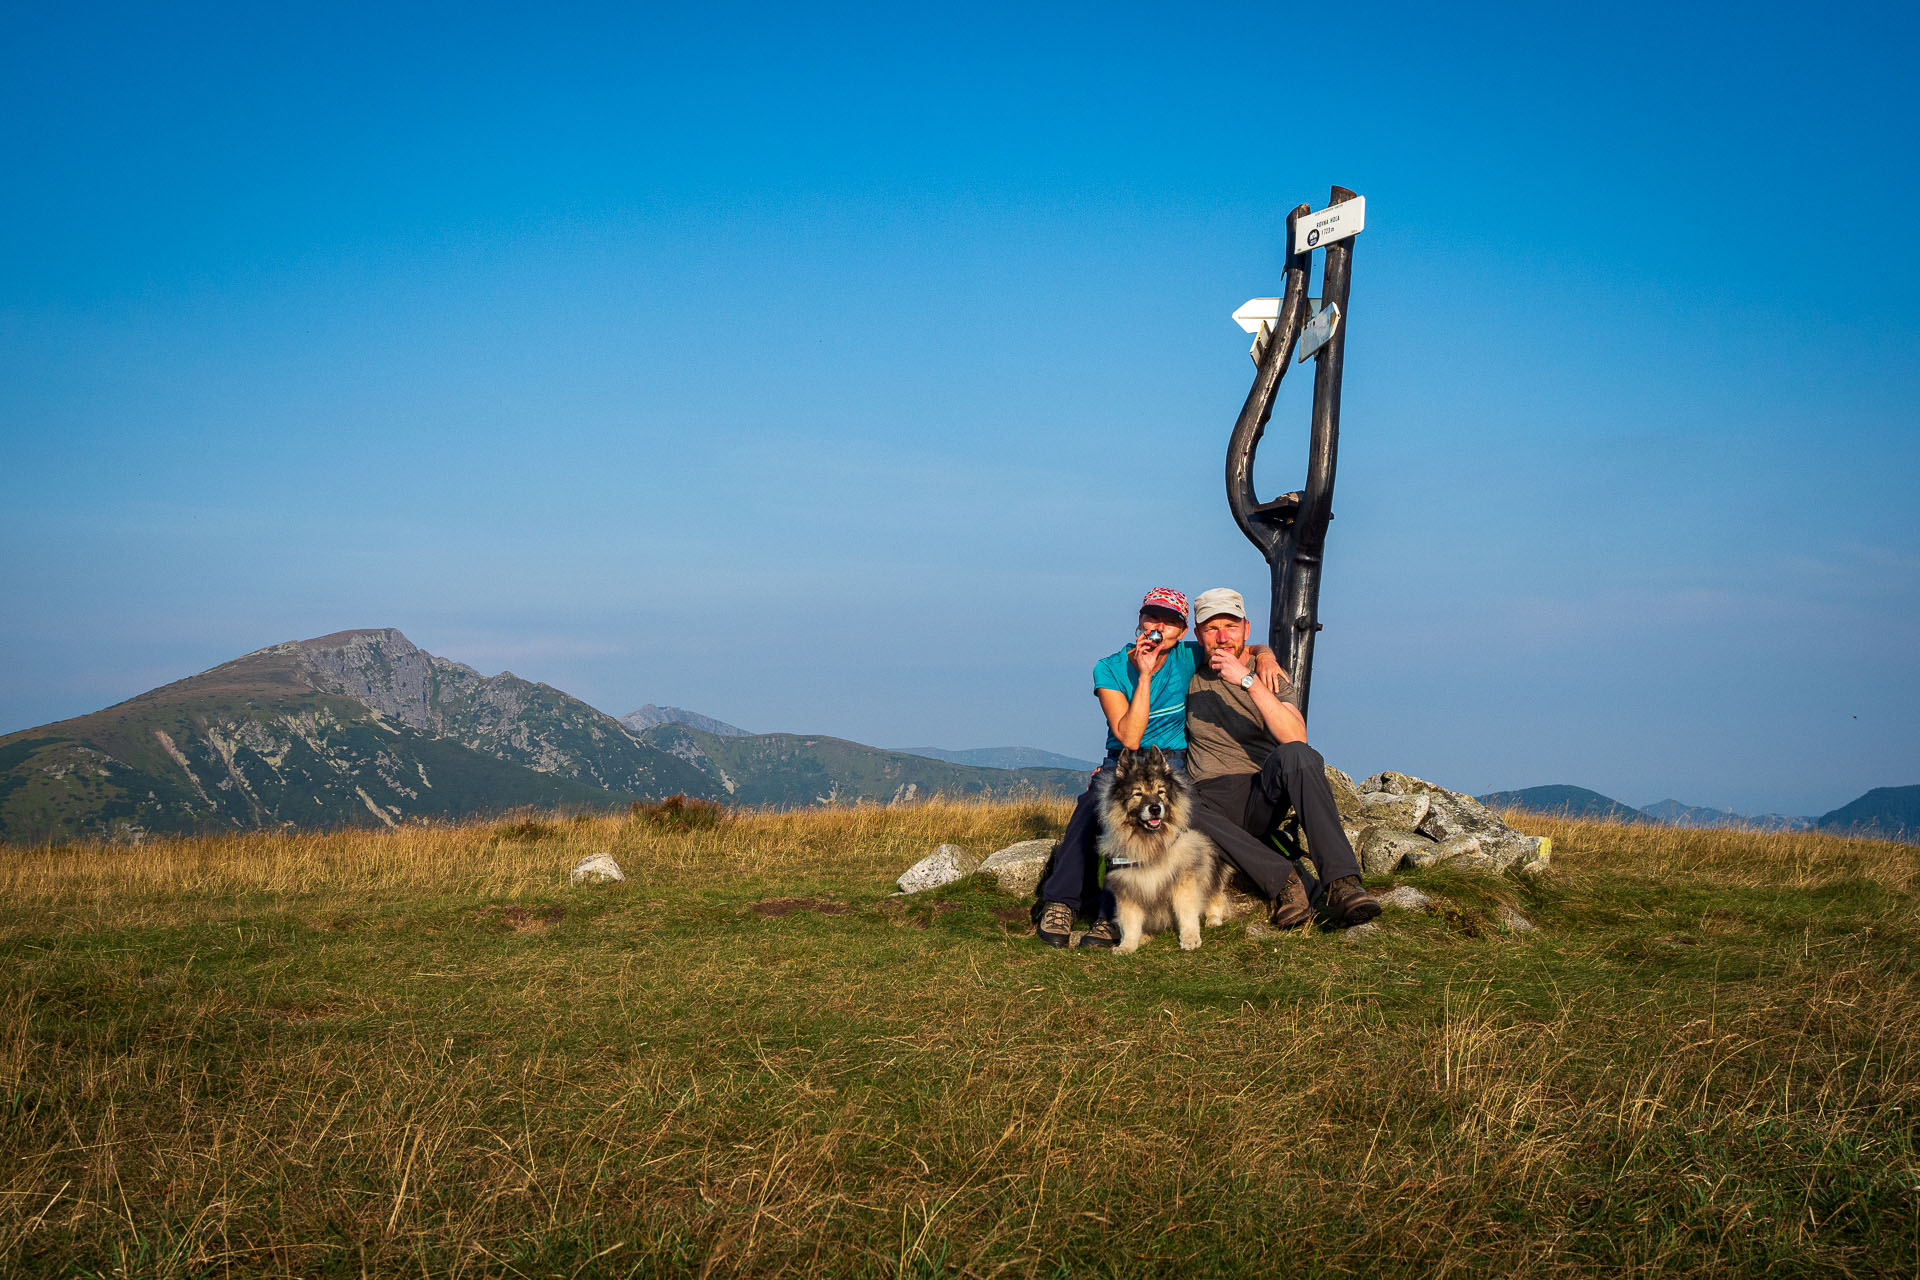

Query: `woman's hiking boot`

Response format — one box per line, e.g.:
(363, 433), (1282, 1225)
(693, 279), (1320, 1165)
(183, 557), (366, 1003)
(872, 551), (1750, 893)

(1269, 872), (1313, 929)
(1326, 875), (1381, 926)
(1078, 918), (1121, 949)
(1036, 901), (1076, 948)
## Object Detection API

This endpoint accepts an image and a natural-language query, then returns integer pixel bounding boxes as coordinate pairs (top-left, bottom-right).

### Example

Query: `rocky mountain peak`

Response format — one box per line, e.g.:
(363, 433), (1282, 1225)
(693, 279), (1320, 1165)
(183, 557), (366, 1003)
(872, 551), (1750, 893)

(292, 628), (445, 731)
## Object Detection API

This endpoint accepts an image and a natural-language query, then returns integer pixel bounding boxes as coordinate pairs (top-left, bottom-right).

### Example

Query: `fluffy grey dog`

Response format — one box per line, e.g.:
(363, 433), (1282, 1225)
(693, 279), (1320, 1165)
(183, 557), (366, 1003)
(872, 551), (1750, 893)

(1097, 747), (1232, 953)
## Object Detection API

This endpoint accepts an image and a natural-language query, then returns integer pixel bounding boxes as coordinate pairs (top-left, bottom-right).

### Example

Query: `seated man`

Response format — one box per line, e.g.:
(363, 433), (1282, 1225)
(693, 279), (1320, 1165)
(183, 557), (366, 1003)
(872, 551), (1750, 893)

(1183, 588), (1379, 928)
(1035, 587), (1285, 948)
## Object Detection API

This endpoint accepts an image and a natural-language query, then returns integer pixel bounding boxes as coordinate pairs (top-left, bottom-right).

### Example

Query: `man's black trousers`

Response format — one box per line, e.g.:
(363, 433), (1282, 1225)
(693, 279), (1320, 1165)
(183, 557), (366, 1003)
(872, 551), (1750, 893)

(1189, 741), (1362, 907)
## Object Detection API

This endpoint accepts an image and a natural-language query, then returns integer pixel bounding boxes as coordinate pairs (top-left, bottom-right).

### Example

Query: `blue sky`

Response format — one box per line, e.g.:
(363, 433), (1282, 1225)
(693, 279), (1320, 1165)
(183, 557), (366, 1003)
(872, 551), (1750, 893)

(3, 2), (1914, 817)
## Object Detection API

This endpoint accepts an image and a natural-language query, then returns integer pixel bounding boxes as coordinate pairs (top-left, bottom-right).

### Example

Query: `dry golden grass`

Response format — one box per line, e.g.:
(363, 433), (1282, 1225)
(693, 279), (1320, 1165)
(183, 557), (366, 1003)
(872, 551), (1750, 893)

(1, 804), (1915, 1277)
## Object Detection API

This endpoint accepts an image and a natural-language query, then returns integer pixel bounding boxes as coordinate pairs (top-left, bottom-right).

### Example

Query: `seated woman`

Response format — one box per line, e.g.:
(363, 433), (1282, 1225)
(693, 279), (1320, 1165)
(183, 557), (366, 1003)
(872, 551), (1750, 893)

(1033, 587), (1291, 948)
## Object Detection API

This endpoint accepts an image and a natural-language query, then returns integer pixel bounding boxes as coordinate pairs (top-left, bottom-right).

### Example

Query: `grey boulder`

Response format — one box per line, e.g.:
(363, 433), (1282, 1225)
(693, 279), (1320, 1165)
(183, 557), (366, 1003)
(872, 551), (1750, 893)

(978, 840), (1055, 897)
(898, 844), (981, 894)
(1357, 826), (1439, 876)
(1358, 789), (1432, 831)
(568, 853), (625, 884)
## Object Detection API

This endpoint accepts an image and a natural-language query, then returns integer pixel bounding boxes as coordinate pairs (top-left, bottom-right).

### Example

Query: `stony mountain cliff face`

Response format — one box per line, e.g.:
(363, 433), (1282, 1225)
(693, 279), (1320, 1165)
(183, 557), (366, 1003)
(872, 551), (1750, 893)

(285, 630), (709, 798)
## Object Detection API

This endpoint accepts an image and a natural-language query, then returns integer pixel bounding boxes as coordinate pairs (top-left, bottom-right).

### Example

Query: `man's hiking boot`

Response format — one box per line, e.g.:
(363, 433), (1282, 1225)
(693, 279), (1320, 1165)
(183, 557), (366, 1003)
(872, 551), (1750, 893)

(1269, 872), (1313, 930)
(1326, 875), (1381, 926)
(1078, 918), (1121, 949)
(1036, 901), (1076, 948)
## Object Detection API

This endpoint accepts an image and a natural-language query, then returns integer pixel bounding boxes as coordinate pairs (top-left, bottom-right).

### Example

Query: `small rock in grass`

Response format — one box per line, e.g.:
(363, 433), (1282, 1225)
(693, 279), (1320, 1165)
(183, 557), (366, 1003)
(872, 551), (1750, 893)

(1498, 905), (1538, 933)
(1377, 885), (1433, 912)
(568, 853), (625, 884)
(897, 843), (980, 894)
(1341, 920), (1385, 943)
(977, 839), (1055, 897)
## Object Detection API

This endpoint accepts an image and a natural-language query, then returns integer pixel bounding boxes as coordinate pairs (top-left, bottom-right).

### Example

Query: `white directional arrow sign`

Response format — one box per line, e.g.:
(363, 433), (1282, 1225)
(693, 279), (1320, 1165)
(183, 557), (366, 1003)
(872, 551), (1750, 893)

(1231, 297), (1282, 335)
(1292, 196), (1365, 254)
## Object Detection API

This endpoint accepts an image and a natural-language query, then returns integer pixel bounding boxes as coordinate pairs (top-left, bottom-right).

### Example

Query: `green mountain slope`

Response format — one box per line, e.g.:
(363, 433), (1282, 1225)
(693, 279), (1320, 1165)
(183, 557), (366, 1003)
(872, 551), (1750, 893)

(892, 745), (1103, 772)
(636, 723), (1087, 807)
(1816, 785), (1920, 842)
(1477, 785), (1645, 823)
(0, 628), (1094, 843)
(0, 645), (632, 844)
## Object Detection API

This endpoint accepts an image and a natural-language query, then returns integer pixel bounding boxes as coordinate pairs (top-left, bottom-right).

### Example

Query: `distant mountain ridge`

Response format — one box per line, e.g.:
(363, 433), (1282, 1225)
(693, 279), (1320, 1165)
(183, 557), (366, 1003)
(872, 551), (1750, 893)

(636, 723), (1084, 807)
(0, 630), (1085, 844)
(1815, 785), (1920, 842)
(619, 705), (749, 737)
(892, 746), (1101, 773)
(1477, 785), (1642, 823)
(1480, 783), (1912, 842)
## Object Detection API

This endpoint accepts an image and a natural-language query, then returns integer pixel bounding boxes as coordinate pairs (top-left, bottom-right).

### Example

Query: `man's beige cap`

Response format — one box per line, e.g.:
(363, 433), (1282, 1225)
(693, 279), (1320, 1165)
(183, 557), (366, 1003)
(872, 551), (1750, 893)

(1193, 588), (1247, 624)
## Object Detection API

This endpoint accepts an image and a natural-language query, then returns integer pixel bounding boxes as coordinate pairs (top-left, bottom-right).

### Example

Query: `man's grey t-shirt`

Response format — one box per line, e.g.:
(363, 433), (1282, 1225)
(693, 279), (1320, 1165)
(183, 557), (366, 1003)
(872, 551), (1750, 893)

(1185, 661), (1301, 783)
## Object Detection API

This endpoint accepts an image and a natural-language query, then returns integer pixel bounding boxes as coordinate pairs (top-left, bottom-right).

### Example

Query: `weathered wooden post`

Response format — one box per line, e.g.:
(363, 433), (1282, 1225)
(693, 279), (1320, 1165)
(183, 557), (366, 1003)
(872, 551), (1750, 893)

(1225, 187), (1364, 721)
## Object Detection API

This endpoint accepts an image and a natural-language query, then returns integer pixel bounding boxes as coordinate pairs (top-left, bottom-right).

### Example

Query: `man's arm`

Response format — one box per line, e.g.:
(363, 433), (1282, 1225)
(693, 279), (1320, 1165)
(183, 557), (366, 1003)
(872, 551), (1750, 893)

(1185, 640), (1288, 694)
(1208, 648), (1307, 744)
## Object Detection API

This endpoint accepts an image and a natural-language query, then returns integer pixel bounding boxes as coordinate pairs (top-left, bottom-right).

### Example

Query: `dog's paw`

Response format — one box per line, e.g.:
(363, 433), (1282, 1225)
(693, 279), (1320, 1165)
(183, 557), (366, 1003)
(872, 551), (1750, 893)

(1178, 931), (1201, 950)
(1114, 939), (1140, 955)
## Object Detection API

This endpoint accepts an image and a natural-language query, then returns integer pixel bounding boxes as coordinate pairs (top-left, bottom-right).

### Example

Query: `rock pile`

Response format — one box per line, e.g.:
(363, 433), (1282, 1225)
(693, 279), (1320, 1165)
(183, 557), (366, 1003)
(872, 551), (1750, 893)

(892, 768), (1549, 902)
(1329, 769), (1550, 876)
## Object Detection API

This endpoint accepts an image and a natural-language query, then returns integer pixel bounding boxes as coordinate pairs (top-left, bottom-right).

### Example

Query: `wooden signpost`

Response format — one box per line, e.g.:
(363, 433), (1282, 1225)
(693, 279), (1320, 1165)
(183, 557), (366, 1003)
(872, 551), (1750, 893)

(1224, 186), (1364, 722)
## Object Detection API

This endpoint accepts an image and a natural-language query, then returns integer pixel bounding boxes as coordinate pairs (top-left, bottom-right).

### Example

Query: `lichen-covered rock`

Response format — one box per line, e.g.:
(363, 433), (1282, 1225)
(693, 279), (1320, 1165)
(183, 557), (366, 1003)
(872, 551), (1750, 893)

(1358, 789), (1431, 831)
(978, 840), (1054, 896)
(568, 853), (624, 884)
(1377, 885), (1433, 912)
(897, 843), (980, 894)
(1341, 920), (1385, 943)
(1354, 770), (1546, 874)
(1357, 825), (1439, 875)
(1325, 766), (1367, 826)
(1360, 770), (1430, 798)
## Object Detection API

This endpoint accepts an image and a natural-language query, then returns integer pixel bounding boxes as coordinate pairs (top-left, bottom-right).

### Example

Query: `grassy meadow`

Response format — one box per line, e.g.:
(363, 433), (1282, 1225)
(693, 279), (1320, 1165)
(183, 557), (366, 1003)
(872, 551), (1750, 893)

(1, 801), (1916, 1277)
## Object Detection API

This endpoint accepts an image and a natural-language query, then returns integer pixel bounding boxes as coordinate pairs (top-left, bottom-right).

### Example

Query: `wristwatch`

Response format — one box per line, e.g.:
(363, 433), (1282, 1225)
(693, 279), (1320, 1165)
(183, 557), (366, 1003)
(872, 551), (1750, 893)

(1239, 673), (1256, 690)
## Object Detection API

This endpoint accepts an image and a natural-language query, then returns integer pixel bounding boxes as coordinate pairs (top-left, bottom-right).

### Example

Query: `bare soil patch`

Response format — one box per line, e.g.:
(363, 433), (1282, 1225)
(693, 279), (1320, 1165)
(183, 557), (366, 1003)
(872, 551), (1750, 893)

(476, 904), (566, 932)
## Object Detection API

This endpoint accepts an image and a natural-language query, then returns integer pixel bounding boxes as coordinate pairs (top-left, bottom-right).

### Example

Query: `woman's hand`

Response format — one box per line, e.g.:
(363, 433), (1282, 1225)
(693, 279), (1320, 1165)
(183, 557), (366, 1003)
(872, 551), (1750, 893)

(1253, 648), (1290, 695)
